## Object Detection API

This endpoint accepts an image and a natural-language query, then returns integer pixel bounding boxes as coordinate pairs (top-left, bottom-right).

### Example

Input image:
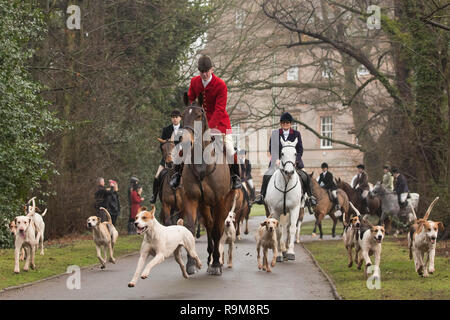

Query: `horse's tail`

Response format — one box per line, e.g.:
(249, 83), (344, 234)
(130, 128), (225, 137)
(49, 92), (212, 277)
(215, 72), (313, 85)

(423, 197), (439, 221)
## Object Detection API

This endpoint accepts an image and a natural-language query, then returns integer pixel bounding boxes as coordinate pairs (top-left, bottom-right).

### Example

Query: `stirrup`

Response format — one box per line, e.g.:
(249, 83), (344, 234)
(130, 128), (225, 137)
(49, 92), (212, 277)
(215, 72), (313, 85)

(309, 196), (317, 206)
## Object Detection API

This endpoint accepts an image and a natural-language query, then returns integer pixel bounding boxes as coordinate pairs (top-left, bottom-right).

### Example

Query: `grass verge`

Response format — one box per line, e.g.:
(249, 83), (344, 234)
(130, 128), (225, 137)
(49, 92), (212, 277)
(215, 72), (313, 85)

(302, 229), (450, 300)
(0, 233), (142, 291)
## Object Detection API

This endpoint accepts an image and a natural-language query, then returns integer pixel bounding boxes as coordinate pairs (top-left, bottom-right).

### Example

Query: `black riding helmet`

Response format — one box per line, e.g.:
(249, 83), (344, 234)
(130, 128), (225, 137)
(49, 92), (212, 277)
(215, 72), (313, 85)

(321, 162), (328, 169)
(280, 112), (293, 123)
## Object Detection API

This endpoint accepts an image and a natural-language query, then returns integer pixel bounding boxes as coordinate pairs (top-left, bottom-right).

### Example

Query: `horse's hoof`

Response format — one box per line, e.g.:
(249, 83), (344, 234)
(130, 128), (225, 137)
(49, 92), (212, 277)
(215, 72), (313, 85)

(286, 253), (295, 261)
(207, 265), (222, 276)
(244, 230), (249, 235)
(186, 264), (197, 275)
(276, 256), (283, 263)
(101, 265), (105, 270)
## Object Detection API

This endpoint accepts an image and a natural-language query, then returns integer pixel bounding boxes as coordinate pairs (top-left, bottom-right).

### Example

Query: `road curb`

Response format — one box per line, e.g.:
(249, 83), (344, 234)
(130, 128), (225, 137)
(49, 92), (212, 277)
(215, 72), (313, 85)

(0, 251), (139, 295)
(300, 243), (342, 300)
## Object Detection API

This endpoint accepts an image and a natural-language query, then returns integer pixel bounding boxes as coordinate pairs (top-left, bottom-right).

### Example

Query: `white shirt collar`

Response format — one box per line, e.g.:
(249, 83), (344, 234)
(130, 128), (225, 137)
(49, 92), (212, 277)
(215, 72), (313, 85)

(202, 74), (213, 87)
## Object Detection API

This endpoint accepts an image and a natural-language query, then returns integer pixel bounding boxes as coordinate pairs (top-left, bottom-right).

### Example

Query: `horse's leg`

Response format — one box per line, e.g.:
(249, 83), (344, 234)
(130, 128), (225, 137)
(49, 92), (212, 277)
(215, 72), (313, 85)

(286, 207), (300, 260)
(244, 207), (250, 234)
(296, 207), (304, 243)
(208, 202), (226, 276)
(330, 212), (337, 238)
(183, 198), (199, 275)
(279, 213), (289, 259)
(318, 215), (324, 239)
(276, 223), (284, 262)
(235, 209), (242, 240)
(161, 203), (171, 226)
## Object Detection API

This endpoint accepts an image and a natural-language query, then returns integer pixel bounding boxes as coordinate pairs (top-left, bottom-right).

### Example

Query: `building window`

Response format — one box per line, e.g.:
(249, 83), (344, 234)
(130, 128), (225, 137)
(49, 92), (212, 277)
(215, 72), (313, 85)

(357, 65), (370, 76)
(235, 9), (245, 29)
(287, 66), (299, 81)
(321, 61), (333, 78)
(320, 116), (333, 149)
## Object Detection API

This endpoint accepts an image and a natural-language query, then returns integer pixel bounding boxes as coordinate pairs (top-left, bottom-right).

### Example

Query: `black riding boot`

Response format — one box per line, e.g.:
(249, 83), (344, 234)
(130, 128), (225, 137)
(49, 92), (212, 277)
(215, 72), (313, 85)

(169, 164), (183, 189)
(333, 196), (341, 210)
(230, 163), (242, 189)
(299, 170), (317, 206)
(149, 176), (160, 204)
(254, 174), (272, 204)
(362, 197), (370, 214)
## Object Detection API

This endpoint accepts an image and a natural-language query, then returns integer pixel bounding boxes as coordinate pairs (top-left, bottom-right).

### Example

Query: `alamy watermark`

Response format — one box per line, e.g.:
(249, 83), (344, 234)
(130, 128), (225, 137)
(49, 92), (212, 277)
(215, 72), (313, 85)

(66, 265), (81, 290)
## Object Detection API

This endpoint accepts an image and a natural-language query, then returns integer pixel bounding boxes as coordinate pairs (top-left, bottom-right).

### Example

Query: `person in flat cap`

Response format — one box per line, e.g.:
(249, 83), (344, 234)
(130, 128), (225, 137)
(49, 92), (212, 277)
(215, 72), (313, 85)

(169, 54), (242, 190)
(149, 109), (183, 203)
(381, 164), (394, 192)
(255, 112), (317, 207)
(352, 164), (370, 213)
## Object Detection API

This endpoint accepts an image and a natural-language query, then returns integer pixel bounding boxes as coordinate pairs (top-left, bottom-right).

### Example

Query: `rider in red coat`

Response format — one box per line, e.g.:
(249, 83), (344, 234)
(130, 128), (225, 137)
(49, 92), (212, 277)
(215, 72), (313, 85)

(169, 55), (241, 189)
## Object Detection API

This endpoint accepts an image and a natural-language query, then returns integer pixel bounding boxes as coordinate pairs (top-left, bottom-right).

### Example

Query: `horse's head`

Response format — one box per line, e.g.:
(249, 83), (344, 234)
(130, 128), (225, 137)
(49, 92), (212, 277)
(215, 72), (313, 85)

(372, 181), (382, 195)
(157, 138), (175, 169)
(181, 92), (208, 152)
(280, 138), (297, 178)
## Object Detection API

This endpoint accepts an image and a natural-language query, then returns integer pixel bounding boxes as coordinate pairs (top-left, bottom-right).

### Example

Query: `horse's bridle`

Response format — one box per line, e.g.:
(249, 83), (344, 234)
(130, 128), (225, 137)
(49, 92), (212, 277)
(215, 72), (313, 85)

(182, 104), (206, 134)
(280, 144), (297, 174)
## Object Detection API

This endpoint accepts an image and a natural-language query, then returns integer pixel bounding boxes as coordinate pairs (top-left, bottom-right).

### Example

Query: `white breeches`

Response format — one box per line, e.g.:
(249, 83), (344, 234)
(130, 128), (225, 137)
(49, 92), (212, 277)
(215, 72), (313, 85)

(331, 190), (337, 199)
(247, 178), (254, 189)
(155, 165), (164, 178)
(211, 133), (235, 163)
(400, 193), (408, 203)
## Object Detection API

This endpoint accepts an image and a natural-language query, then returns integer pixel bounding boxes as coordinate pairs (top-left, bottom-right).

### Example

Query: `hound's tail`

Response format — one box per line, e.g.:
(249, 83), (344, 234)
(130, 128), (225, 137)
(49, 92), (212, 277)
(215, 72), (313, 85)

(99, 207), (113, 224)
(349, 201), (361, 217)
(423, 197), (439, 221)
(177, 219), (184, 226)
(41, 208), (48, 217)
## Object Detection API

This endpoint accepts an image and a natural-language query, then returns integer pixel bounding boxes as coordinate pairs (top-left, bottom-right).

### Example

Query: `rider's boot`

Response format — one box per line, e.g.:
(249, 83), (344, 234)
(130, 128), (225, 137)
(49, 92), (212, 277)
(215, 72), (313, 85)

(299, 170), (317, 207)
(169, 164), (183, 189)
(149, 176), (160, 204)
(230, 162), (242, 189)
(362, 197), (370, 214)
(254, 174), (271, 205)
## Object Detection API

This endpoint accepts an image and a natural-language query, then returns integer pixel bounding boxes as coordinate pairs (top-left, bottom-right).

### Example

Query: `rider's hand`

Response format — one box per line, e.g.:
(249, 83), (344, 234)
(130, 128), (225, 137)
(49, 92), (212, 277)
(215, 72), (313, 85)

(275, 159), (280, 167)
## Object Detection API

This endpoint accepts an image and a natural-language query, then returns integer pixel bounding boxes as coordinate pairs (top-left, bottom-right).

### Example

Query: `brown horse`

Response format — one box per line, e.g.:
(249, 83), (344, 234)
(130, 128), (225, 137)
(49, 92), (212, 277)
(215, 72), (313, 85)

(224, 186), (251, 240)
(309, 173), (350, 239)
(179, 92), (231, 275)
(156, 138), (183, 226)
(336, 178), (386, 227)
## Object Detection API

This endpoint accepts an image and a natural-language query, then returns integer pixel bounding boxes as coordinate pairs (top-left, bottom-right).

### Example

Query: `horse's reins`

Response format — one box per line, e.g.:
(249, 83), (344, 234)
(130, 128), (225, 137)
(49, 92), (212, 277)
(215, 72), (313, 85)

(274, 145), (299, 215)
(183, 104), (218, 201)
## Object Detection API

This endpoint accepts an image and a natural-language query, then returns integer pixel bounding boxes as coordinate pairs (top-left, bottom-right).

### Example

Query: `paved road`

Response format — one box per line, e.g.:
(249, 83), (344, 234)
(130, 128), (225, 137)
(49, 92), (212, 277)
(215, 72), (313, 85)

(0, 215), (335, 300)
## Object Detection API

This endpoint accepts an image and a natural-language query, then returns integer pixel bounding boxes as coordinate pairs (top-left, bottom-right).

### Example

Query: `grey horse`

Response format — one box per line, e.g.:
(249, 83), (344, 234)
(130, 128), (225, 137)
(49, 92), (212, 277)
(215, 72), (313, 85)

(372, 182), (419, 233)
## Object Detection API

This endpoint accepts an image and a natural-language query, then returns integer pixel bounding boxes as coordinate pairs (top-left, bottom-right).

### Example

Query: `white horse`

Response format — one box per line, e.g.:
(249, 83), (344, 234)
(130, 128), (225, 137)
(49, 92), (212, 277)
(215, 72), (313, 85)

(265, 138), (303, 262)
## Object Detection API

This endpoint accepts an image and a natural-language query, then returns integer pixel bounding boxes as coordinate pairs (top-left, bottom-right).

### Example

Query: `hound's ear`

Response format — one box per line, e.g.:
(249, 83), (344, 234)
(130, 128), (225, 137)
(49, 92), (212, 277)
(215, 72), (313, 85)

(157, 138), (166, 143)
(183, 92), (189, 106)
(436, 222), (444, 231)
(260, 221), (267, 227)
(14, 217), (18, 224)
(198, 92), (204, 107)
(274, 220), (279, 227)
(138, 206), (148, 213)
(150, 205), (156, 218)
(28, 217), (32, 223)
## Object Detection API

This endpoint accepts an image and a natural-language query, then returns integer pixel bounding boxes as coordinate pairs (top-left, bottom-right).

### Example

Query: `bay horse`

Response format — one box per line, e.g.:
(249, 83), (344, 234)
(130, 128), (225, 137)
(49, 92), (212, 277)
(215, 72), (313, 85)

(225, 186), (251, 240)
(179, 92), (231, 275)
(156, 138), (183, 226)
(336, 178), (384, 225)
(308, 173), (350, 239)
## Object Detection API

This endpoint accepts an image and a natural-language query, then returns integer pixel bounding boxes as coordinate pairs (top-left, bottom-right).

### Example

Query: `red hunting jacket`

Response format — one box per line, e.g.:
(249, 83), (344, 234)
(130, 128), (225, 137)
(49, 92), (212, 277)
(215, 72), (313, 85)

(188, 73), (231, 134)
